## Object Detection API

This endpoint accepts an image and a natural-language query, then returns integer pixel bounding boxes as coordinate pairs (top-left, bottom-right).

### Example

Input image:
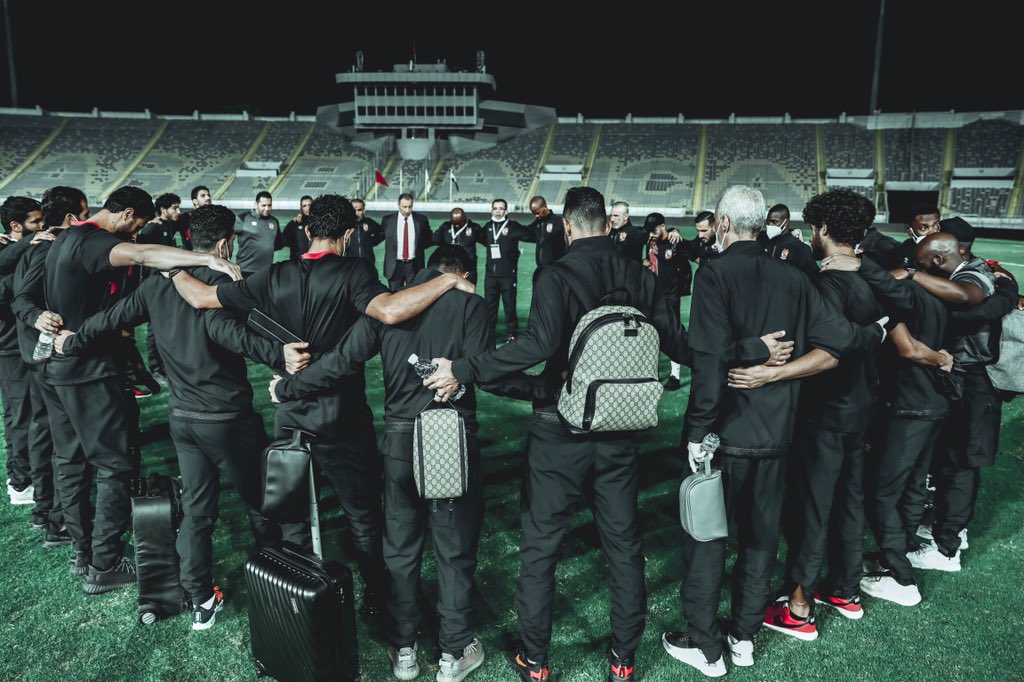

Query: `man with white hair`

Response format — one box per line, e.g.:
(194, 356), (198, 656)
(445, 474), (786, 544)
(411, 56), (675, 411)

(661, 185), (876, 677)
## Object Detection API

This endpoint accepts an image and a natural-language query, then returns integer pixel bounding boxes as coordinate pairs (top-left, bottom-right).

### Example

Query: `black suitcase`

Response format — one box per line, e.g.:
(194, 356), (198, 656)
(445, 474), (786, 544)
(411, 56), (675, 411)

(245, 461), (361, 681)
(131, 474), (187, 625)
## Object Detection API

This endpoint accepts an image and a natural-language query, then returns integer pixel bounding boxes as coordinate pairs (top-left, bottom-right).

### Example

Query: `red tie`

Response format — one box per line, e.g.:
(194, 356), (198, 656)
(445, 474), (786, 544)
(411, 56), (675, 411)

(402, 217), (410, 260)
(648, 238), (659, 275)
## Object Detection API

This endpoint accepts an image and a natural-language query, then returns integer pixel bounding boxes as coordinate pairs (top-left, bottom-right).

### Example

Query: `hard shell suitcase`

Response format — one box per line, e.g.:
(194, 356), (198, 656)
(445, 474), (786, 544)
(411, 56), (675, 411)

(245, 461), (361, 681)
(131, 473), (187, 624)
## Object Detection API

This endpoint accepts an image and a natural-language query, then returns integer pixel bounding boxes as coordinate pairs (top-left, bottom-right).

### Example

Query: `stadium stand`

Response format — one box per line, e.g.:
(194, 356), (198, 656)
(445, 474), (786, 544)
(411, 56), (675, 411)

(5, 118), (162, 202)
(0, 114), (63, 184)
(949, 186), (1012, 218)
(704, 124), (818, 210)
(823, 123), (875, 170)
(220, 122), (312, 202)
(272, 125), (376, 202)
(533, 123), (595, 204)
(432, 126), (548, 205)
(955, 120), (1023, 168)
(884, 127), (945, 183)
(590, 124), (700, 209)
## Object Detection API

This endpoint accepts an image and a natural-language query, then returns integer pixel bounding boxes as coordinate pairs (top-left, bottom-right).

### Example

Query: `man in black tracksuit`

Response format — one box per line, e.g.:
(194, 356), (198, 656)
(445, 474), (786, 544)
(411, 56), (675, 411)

(758, 203), (819, 279)
(823, 251), (951, 605)
(900, 232), (1015, 570)
(170, 194), (477, 615)
(608, 201), (649, 263)
(12, 186), (243, 594)
(857, 224), (903, 270)
(644, 213), (689, 390)
(426, 187), (706, 682)
(479, 199), (529, 344)
(55, 204), (291, 630)
(273, 244), (544, 679)
(281, 195), (313, 262)
(345, 198), (385, 268)
(0, 197), (44, 507)
(666, 185), (860, 676)
(432, 207), (481, 284)
(517, 196), (566, 268)
(756, 189), (887, 637)
(9, 186), (89, 543)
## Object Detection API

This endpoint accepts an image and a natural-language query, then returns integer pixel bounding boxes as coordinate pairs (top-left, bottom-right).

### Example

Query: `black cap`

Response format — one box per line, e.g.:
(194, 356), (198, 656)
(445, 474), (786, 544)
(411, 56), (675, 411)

(941, 216), (975, 244)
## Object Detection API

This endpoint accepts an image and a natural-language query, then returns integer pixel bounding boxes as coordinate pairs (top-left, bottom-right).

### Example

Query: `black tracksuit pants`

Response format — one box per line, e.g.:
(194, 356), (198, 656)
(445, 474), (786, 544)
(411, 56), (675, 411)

(40, 376), (133, 570)
(516, 415), (645, 661)
(681, 455), (785, 661)
(0, 353), (31, 490)
(381, 425), (483, 657)
(145, 323), (164, 375)
(784, 426), (866, 599)
(485, 273), (518, 340)
(27, 368), (61, 531)
(276, 405), (385, 598)
(932, 366), (1002, 556)
(865, 415), (943, 584)
(170, 413), (277, 602)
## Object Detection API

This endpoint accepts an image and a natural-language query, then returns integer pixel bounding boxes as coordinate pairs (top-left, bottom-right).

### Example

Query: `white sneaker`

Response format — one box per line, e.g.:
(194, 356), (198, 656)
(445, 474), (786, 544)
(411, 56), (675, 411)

(436, 639), (484, 682)
(860, 572), (922, 606)
(662, 632), (727, 678)
(908, 542), (961, 572)
(960, 528), (968, 551)
(8, 484), (34, 505)
(724, 633), (754, 667)
(388, 643), (420, 680)
(917, 526), (969, 550)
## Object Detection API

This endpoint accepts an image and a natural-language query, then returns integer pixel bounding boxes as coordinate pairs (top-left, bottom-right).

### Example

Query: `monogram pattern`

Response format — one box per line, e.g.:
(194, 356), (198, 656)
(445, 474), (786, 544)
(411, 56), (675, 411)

(413, 410), (467, 499)
(558, 305), (662, 432)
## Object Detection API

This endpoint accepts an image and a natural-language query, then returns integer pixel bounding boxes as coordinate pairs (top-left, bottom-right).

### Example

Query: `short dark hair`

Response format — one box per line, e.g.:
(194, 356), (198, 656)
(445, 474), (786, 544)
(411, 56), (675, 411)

(350, 198), (365, 207)
(694, 210), (715, 225)
(300, 195), (314, 203)
(909, 203), (940, 220)
(643, 212), (665, 233)
(562, 186), (606, 233)
(802, 188), (875, 247)
(41, 186), (87, 227)
(1, 196), (41, 234)
(103, 186), (155, 221)
(190, 185), (209, 201)
(428, 243), (471, 274)
(492, 198), (508, 209)
(767, 203), (790, 216)
(188, 204), (236, 251)
(398, 192), (414, 203)
(308, 194), (356, 241)
(154, 193), (180, 212)
(1, 193), (40, 233)
(255, 191), (272, 203)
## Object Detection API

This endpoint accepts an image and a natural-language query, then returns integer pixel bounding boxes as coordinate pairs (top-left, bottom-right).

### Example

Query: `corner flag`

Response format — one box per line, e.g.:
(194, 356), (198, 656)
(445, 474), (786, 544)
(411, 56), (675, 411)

(374, 169), (388, 187)
(449, 169), (459, 192)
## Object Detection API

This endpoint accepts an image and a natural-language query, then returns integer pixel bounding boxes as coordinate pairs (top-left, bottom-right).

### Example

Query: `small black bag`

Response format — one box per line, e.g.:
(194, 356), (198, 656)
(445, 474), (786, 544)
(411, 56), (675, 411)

(132, 474), (187, 624)
(259, 428), (313, 523)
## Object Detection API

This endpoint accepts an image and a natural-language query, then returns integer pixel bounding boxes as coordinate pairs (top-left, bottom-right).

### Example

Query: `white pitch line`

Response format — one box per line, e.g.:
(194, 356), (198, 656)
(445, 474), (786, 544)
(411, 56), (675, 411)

(998, 261), (1024, 267)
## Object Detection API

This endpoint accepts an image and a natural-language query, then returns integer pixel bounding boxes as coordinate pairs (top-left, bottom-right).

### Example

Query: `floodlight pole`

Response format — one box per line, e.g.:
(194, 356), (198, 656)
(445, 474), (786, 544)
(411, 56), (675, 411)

(869, 0), (885, 114)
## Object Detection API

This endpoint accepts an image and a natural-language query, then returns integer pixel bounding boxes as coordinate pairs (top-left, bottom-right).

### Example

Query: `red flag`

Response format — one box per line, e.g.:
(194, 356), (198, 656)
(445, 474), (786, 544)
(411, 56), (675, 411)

(374, 170), (388, 187)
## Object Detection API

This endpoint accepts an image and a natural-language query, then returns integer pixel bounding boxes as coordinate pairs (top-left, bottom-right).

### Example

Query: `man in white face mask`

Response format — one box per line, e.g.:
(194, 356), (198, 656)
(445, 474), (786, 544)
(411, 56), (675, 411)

(757, 203), (818, 278)
(897, 204), (940, 266)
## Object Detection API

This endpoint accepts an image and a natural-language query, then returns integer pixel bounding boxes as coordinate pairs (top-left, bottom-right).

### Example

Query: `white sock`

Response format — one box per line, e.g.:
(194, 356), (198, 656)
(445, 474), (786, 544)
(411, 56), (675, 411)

(670, 362), (681, 379)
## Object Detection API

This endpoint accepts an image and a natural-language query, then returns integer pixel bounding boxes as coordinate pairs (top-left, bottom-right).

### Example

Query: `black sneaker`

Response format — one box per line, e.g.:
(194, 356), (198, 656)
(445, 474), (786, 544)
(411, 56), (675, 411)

(83, 556), (137, 594)
(505, 335), (517, 345)
(608, 648), (635, 681)
(69, 550), (91, 577)
(31, 516), (47, 531)
(43, 527), (72, 549)
(664, 377), (682, 391)
(191, 586), (225, 631)
(507, 647), (551, 681)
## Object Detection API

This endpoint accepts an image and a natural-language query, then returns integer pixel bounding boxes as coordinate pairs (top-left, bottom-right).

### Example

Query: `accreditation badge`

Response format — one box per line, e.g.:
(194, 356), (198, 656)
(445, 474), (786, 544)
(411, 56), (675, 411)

(490, 244), (501, 259)
(251, 221), (258, 227)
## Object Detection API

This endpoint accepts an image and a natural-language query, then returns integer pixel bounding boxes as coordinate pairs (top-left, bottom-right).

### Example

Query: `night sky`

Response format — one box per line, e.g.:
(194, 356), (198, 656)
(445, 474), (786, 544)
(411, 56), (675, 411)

(1, 2), (1018, 119)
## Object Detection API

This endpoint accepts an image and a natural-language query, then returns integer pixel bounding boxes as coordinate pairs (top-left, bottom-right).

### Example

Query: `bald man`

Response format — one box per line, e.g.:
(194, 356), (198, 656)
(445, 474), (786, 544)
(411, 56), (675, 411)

(518, 196), (566, 267)
(432, 208), (481, 284)
(897, 232), (1013, 572)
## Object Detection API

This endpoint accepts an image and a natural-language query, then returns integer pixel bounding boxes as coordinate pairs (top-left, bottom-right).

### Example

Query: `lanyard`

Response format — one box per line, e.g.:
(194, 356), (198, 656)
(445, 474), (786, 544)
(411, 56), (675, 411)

(491, 220), (506, 243)
(450, 224), (467, 242)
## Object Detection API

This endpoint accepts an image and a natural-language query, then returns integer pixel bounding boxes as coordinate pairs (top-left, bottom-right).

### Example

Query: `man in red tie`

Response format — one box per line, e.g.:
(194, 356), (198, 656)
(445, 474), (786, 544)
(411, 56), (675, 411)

(382, 193), (432, 291)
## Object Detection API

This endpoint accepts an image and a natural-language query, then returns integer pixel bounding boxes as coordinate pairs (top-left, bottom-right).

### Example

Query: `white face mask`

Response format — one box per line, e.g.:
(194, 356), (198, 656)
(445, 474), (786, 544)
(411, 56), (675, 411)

(909, 230), (928, 244)
(766, 220), (788, 240)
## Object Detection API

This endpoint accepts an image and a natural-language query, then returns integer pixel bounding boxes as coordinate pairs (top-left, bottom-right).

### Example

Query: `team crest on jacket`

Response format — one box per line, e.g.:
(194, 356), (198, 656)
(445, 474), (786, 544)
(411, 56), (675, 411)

(781, 248), (790, 260)
(251, 221), (258, 227)
(466, 227), (472, 236)
(619, 232), (626, 241)
(502, 227), (508, 236)
(546, 223), (552, 233)
(363, 223), (369, 231)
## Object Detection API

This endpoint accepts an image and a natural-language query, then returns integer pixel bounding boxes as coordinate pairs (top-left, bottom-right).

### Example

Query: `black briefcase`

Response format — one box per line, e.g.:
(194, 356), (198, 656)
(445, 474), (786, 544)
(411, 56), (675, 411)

(259, 428), (313, 523)
(131, 474), (188, 625)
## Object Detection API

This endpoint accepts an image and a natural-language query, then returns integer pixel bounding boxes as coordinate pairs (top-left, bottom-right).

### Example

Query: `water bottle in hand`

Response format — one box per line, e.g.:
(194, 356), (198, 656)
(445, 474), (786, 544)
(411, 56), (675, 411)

(409, 353), (465, 400)
(700, 433), (720, 458)
(33, 332), (55, 363)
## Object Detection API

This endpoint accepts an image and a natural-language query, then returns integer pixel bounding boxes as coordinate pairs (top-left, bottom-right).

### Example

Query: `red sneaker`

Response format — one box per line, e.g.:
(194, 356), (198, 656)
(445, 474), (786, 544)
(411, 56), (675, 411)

(814, 592), (864, 620)
(763, 598), (818, 641)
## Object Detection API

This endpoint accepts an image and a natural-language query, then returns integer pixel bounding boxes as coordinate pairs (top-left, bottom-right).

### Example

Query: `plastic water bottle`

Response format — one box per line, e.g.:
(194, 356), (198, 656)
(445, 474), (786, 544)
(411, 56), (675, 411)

(409, 353), (466, 401)
(700, 432), (720, 459)
(32, 332), (55, 363)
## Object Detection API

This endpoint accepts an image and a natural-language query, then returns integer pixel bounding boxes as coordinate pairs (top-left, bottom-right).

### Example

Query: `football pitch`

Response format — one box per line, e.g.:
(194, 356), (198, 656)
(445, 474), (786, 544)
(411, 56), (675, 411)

(0, 236), (1021, 682)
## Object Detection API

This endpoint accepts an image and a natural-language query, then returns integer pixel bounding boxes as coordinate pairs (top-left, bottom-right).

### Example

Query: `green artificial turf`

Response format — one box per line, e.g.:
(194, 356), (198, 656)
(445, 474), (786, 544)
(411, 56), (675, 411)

(0, 237), (1021, 681)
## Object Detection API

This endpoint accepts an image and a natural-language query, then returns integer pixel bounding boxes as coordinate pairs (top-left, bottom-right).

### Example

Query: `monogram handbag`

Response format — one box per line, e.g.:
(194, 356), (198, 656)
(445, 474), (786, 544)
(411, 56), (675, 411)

(678, 458), (728, 542)
(412, 405), (468, 500)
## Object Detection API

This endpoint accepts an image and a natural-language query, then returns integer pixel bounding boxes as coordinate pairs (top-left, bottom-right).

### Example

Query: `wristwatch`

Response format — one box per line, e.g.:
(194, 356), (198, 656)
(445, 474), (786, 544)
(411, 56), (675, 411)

(905, 267), (917, 281)
(166, 268), (183, 279)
